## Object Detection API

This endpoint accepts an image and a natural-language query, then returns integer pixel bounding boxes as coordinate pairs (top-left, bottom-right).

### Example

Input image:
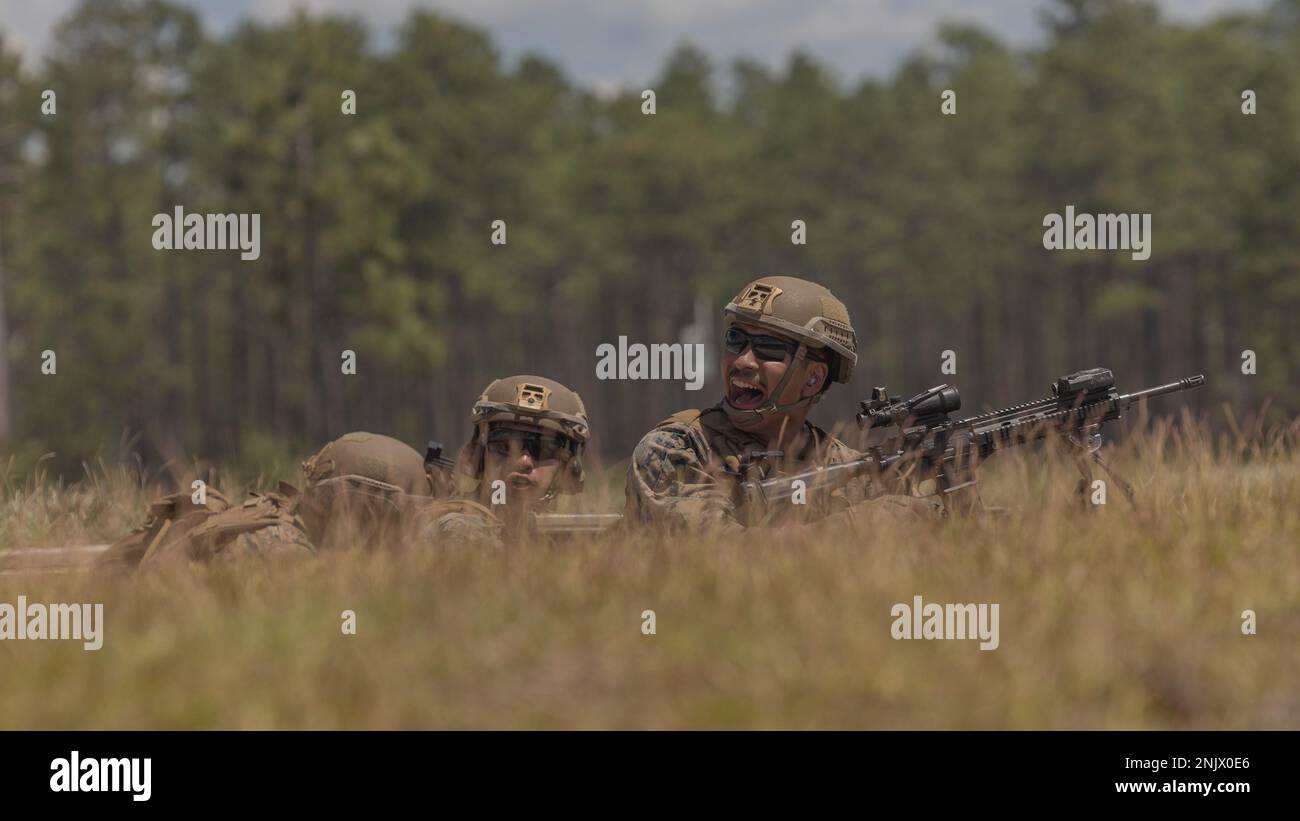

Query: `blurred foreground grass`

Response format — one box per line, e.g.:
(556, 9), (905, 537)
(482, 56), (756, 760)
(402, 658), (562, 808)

(1, 416), (1297, 729)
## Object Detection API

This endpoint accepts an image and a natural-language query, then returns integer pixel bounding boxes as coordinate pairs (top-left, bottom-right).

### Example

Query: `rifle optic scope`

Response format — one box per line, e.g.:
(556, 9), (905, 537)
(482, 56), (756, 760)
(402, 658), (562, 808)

(858, 384), (961, 429)
(909, 385), (962, 419)
(1052, 367), (1114, 398)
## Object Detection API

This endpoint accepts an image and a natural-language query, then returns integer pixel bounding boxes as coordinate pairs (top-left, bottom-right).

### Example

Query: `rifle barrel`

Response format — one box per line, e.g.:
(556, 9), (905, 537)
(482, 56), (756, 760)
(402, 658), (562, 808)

(1121, 374), (1205, 406)
(529, 513), (623, 533)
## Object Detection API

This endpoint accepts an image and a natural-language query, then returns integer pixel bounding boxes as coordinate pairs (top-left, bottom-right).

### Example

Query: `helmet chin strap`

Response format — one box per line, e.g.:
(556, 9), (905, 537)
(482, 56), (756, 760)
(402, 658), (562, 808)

(537, 445), (585, 504)
(724, 344), (822, 430)
(537, 474), (561, 505)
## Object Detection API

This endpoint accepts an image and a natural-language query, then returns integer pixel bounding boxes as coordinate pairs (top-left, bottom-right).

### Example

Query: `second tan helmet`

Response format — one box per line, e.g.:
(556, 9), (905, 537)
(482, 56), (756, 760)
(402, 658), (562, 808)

(298, 432), (433, 539)
(301, 431), (433, 496)
(457, 374), (590, 497)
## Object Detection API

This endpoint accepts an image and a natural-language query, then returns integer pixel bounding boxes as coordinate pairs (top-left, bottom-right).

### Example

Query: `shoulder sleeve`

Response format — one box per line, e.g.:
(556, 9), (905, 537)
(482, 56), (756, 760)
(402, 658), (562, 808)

(823, 435), (872, 506)
(622, 422), (744, 534)
(415, 500), (506, 549)
(824, 436), (863, 464)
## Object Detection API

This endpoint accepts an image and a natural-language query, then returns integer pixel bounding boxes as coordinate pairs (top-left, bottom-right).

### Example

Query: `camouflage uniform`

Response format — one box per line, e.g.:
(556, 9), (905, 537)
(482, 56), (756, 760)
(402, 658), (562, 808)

(102, 485), (313, 570)
(102, 431), (437, 569)
(626, 403), (873, 532)
(416, 499), (506, 548)
(625, 275), (942, 532)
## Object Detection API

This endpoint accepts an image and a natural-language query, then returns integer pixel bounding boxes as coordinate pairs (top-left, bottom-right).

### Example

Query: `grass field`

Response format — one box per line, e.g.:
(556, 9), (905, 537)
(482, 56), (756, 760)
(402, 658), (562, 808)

(1, 414), (1297, 729)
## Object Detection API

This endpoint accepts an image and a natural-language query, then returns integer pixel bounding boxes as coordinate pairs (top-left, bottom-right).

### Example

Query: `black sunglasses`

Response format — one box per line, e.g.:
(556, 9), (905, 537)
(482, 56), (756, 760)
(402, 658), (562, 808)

(485, 428), (571, 461)
(724, 327), (799, 362)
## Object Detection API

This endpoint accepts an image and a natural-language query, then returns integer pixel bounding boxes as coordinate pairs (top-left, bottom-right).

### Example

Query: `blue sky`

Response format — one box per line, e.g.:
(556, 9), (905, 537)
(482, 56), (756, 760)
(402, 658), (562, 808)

(0, 0), (1272, 91)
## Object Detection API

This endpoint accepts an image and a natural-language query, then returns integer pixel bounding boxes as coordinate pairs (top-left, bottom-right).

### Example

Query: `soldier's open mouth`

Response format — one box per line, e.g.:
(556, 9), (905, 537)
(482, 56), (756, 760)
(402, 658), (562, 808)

(727, 376), (767, 410)
(508, 475), (536, 490)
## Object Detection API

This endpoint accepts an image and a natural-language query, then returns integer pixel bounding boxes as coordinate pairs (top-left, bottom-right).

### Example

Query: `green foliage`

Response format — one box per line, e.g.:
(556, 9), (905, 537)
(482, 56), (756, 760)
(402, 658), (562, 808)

(0, 0), (1296, 477)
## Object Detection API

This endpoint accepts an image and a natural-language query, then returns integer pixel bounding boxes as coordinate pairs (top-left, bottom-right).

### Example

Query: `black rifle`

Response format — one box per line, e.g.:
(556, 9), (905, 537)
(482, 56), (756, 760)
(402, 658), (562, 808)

(424, 440), (458, 497)
(424, 441), (455, 471)
(737, 367), (1205, 521)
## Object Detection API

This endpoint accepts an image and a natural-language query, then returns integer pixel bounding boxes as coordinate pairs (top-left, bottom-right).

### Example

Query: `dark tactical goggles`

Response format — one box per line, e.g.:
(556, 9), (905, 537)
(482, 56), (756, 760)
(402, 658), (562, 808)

(724, 326), (800, 362)
(485, 428), (572, 462)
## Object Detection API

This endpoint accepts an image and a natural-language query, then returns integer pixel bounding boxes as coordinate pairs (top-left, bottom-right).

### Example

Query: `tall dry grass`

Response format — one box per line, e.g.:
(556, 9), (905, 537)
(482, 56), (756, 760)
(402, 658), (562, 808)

(1, 412), (1297, 728)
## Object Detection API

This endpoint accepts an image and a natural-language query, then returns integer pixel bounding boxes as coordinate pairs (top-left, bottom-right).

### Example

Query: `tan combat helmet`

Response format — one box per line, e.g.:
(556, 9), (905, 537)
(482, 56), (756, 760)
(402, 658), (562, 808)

(458, 374), (590, 499)
(722, 275), (859, 427)
(298, 432), (433, 538)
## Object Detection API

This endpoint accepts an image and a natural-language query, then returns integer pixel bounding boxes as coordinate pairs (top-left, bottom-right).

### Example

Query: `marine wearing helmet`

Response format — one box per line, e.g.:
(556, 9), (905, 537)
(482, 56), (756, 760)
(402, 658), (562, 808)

(103, 431), (439, 569)
(624, 275), (941, 531)
(297, 431), (439, 549)
(420, 375), (591, 546)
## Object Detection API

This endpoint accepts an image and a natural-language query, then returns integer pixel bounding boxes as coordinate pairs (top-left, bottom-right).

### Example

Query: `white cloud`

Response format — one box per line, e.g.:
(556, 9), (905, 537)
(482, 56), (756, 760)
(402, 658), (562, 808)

(0, 0), (1274, 85)
(0, 0), (76, 63)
